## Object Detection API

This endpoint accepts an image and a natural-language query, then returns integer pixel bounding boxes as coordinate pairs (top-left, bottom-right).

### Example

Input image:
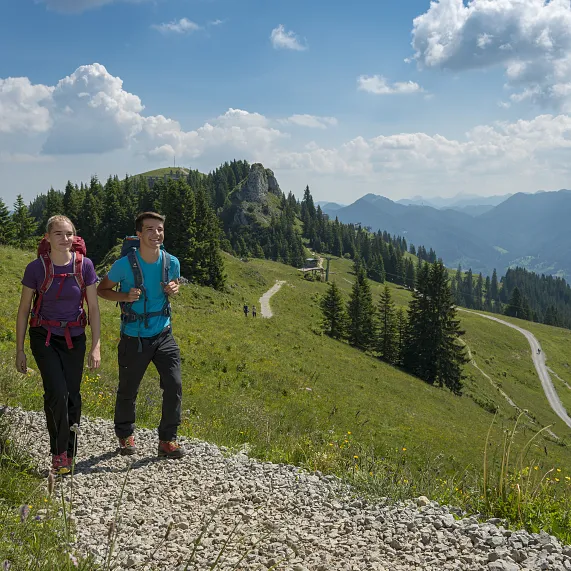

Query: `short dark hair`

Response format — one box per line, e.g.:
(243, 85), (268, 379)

(135, 212), (165, 232)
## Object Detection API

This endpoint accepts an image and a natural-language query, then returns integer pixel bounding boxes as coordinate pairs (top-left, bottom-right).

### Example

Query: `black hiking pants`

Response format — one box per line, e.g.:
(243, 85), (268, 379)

(114, 327), (182, 442)
(29, 327), (85, 457)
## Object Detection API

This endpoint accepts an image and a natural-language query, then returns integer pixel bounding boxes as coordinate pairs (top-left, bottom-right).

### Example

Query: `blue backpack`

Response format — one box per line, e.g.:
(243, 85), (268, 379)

(119, 236), (172, 340)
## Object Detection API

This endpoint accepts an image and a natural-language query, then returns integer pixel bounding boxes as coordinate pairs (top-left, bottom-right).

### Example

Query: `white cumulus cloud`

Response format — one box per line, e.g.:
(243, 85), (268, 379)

(153, 18), (201, 34)
(6, 62), (571, 198)
(357, 75), (423, 95)
(412, 0), (571, 110)
(270, 25), (307, 51)
(274, 113), (571, 180)
(0, 77), (53, 134)
(42, 63), (144, 155)
(280, 115), (338, 129)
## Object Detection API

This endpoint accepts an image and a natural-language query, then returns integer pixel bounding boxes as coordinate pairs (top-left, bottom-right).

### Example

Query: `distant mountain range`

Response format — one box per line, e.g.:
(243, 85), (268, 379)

(396, 192), (513, 210)
(316, 201), (346, 211)
(322, 190), (571, 279)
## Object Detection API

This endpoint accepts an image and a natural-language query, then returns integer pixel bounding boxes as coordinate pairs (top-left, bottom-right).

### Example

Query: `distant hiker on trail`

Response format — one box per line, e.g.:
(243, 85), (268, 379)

(97, 212), (185, 459)
(15, 215), (101, 475)
(538, 348), (541, 354)
(252, 305), (257, 318)
(243, 304), (249, 317)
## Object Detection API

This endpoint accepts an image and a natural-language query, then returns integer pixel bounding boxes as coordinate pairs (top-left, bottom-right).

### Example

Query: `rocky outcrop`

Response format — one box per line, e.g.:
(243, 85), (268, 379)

(266, 168), (281, 196)
(236, 163), (281, 203)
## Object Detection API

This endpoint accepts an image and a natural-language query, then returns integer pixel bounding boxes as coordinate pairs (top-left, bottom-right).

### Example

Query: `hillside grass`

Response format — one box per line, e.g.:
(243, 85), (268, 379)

(137, 167), (190, 178)
(1, 246), (571, 544)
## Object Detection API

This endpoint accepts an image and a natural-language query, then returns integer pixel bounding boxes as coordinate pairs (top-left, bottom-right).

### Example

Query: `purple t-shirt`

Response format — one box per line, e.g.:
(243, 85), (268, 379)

(22, 256), (98, 337)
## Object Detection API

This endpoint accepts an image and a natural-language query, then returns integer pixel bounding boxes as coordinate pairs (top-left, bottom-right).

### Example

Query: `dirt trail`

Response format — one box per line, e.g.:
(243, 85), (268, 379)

(548, 367), (571, 391)
(460, 338), (520, 410)
(460, 337), (559, 438)
(459, 309), (571, 430)
(259, 280), (286, 318)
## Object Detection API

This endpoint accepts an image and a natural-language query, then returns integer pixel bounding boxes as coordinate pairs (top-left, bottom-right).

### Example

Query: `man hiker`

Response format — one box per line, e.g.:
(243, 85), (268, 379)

(97, 212), (185, 459)
(243, 304), (249, 317)
(252, 305), (257, 318)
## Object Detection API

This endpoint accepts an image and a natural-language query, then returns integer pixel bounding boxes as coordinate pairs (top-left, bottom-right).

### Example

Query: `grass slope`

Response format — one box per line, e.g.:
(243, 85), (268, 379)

(137, 167), (190, 178)
(1, 246), (570, 476)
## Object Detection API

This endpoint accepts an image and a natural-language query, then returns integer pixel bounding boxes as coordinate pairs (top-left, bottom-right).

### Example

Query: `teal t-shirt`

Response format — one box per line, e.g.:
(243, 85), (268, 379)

(108, 250), (180, 338)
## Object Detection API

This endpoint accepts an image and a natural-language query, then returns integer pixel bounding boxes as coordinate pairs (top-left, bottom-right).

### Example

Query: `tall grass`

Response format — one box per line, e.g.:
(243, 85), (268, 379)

(0, 415), (96, 570)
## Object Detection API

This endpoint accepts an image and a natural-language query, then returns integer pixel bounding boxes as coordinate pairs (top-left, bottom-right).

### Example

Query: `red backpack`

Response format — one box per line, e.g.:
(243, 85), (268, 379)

(29, 236), (89, 349)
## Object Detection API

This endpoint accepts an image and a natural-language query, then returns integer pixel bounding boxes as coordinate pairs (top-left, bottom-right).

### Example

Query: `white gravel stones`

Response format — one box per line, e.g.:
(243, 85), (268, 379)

(5, 407), (571, 571)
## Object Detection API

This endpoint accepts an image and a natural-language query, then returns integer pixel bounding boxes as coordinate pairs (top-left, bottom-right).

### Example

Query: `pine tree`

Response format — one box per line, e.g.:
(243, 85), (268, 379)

(505, 286), (523, 318)
(463, 268), (473, 308)
(475, 273), (484, 310)
(0, 197), (14, 245)
(544, 305), (559, 326)
(41, 188), (65, 231)
(395, 307), (407, 365)
(522, 297), (531, 321)
(162, 179), (197, 279)
(320, 281), (348, 339)
(405, 258), (416, 290)
(454, 264), (463, 306)
(192, 186), (226, 289)
(11, 195), (37, 249)
(404, 261), (467, 394)
(491, 269), (499, 302)
(377, 284), (397, 363)
(63, 181), (83, 228)
(428, 261), (468, 393)
(368, 255), (385, 283)
(403, 262), (432, 379)
(347, 268), (376, 351)
(485, 275), (491, 303)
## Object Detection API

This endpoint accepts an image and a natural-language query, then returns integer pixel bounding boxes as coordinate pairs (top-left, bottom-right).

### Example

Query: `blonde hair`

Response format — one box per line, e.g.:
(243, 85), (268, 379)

(46, 215), (76, 235)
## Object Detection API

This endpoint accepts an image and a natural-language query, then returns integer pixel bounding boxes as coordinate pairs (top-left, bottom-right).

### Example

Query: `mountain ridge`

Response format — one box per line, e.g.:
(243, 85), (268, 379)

(324, 189), (571, 278)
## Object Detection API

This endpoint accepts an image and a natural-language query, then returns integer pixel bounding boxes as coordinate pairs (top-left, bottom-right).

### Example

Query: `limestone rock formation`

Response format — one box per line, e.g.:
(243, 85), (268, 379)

(235, 163), (281, 203)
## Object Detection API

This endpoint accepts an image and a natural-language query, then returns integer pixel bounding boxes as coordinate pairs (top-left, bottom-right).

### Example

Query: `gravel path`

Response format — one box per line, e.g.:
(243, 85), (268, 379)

(259, 281), (286, 318)
(4, 407), (571, 571)
(459, 310), (571, 430)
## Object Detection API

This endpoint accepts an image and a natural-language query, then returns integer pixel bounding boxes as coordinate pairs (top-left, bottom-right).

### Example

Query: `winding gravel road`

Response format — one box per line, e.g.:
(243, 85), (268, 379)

(459, 309), (571, 430)
(258, 280), (286, 318)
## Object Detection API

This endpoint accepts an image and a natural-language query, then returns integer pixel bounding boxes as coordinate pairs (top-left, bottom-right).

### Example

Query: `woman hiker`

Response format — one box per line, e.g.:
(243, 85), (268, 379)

(15, 215), (101, 475)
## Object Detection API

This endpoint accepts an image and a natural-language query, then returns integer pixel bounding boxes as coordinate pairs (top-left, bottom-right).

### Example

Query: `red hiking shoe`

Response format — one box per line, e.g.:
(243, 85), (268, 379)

(118, 435), (137, 456)
(158, 440), (185, 459)
(52, 451), (71, 475)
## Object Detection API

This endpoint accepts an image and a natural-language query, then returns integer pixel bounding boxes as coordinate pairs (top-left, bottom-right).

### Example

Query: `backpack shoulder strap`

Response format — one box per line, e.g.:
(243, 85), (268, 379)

(38, 252), (54, 294)
(127, 249), (143, 289)
(162, 251), (171, 285)
(73, 252), (86, 290)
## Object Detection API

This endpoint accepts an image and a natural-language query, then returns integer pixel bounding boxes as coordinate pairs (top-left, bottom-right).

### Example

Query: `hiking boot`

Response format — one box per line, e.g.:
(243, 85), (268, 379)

(118, 435), (137, 456)
(158, 440), (185, 459)
(52, 452), (71, 476)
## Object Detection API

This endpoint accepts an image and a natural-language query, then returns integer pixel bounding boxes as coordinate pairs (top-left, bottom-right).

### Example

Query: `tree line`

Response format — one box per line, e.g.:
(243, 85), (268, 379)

(3, 158), (571, 330)
(1, 175), (225, 290)
(320, 259), (467, 395)
(450, 262), (571, 329)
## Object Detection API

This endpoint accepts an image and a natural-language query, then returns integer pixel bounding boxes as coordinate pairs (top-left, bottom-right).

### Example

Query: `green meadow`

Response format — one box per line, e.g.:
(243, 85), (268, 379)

(1, 246), (571, 543)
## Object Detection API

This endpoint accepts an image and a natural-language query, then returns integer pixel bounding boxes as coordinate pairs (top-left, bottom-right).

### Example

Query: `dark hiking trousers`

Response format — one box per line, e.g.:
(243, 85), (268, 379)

(29, 326), (85, 457)
(114, 327), (182, 442)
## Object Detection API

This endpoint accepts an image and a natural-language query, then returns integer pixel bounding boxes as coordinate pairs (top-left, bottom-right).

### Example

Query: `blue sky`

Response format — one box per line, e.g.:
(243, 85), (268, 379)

(2, 0), (571, 206)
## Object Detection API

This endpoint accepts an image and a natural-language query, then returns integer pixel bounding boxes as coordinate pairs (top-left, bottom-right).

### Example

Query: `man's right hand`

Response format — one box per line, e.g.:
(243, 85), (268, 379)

(125, 288), (141, 302)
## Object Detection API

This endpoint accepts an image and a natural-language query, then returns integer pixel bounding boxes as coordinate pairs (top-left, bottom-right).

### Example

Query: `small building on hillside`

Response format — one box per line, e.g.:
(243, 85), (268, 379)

(298, 257), (325, 281)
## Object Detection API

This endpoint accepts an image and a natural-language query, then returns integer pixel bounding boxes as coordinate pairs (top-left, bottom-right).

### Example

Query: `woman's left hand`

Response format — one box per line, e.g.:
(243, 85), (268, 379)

(88, 346), (101, 369)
